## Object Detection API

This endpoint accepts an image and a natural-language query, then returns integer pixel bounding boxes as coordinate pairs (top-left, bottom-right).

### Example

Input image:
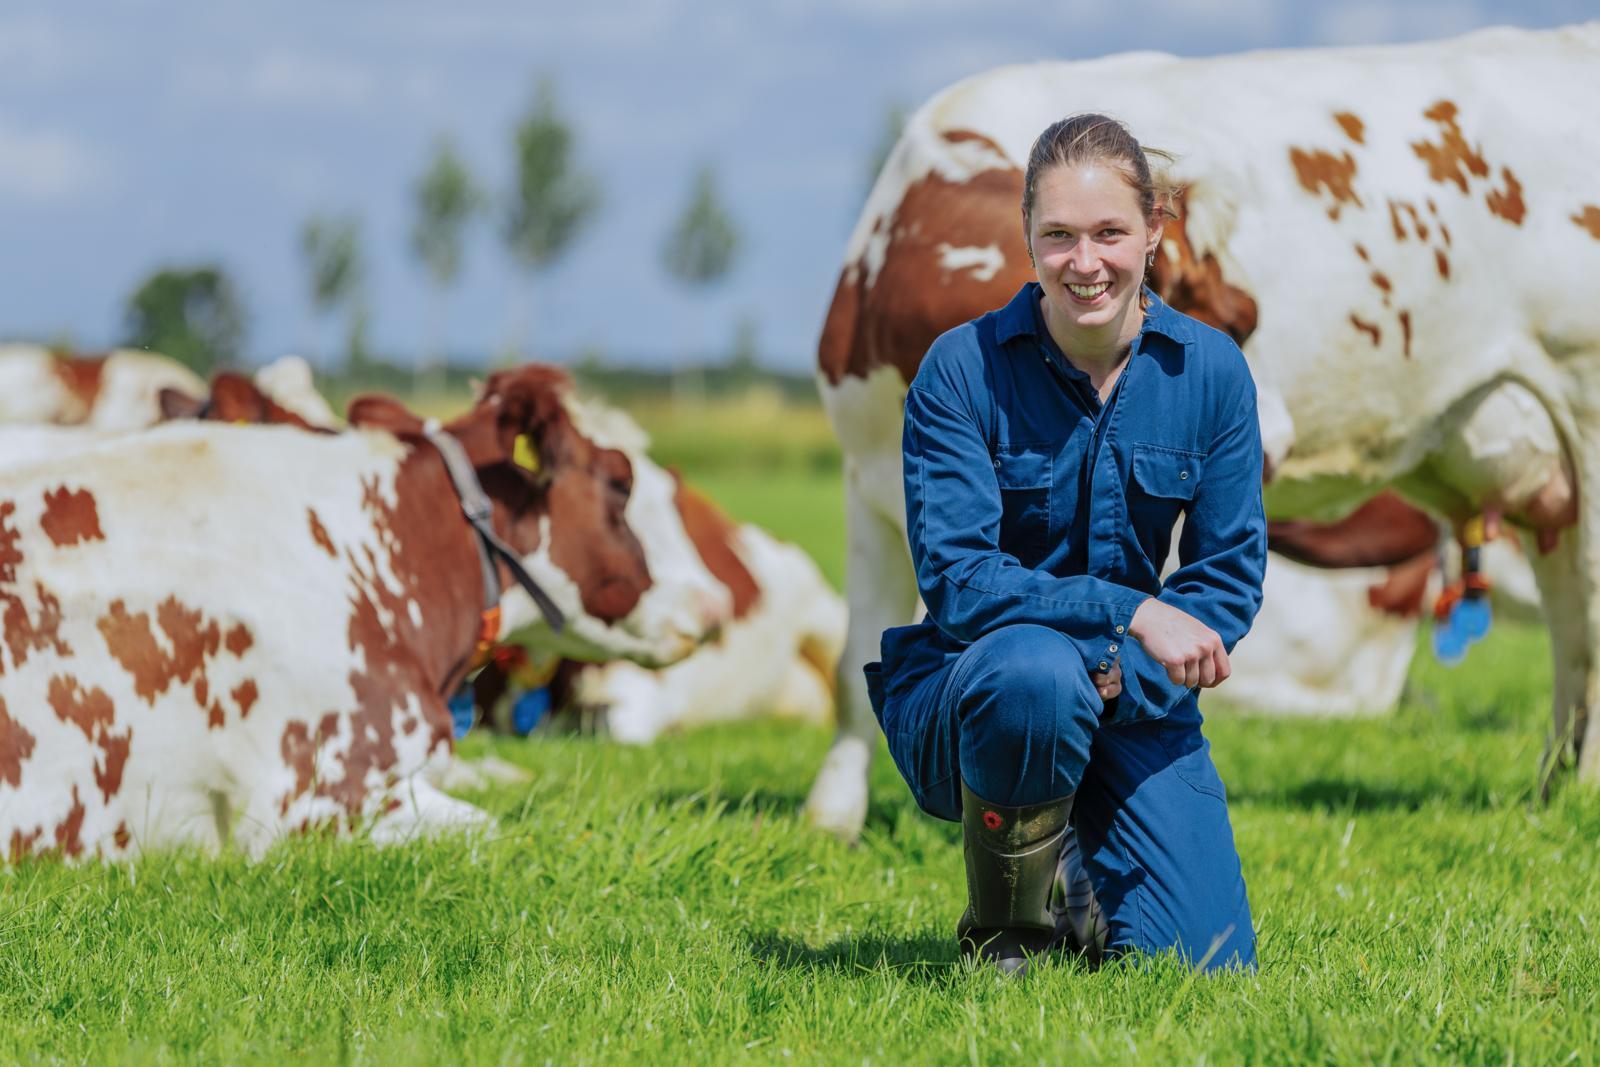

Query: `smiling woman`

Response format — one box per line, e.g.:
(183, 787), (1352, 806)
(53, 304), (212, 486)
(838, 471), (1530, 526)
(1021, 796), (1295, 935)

(864, 112), (1267, 975)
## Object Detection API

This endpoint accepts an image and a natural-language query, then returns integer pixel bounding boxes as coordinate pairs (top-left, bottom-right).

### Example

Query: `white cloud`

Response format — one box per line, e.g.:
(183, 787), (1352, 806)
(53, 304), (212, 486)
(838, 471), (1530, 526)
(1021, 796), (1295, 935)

(0, 116), (107, 200)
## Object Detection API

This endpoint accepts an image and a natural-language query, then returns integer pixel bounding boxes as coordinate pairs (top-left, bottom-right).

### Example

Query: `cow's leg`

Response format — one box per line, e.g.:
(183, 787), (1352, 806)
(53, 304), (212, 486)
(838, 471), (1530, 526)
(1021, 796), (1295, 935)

(804, 461), (919, 838)
(1522, 529), (1593, 792)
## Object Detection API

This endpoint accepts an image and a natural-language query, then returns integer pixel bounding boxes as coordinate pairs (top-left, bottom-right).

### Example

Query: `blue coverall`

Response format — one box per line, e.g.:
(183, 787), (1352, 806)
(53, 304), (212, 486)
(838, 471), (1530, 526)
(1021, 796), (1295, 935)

(867, 283), (1266, 970)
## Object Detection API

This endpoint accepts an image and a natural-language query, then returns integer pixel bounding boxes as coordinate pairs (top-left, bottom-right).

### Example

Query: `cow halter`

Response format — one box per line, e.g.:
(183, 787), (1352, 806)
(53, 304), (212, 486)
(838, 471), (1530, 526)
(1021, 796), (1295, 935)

(423, 426), (567, 666)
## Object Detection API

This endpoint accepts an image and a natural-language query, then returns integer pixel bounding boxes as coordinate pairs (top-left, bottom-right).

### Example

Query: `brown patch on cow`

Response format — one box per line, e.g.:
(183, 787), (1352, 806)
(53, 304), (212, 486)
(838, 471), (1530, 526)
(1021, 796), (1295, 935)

(1412, 101), (1490, 193)
(233, 679), (259, 719)
(1399, 311), (1413, 359)
(47, 674), (130, 803)
(1268, 493), (1439, 569)
(8, 826), (41, 861)
(47, 674), (113, 738)
(1333, 112), (1365, 144)
(225, 623), (252, 657)
(1427, 198), (1439, 215)
(3, 582), (72, 672)
(1149, 198), (1259, 344)
(1366, 550), (1437, 618)
(40, 487), (104, 547)
(1289, 147), (1362, 219)
(1401, 202), (1429, 241)
(53, 786), (85, 858)
(279, 712), (340, 815)
(50, 356), (106, 424)
(941, 129), (1011, 158)
(819, 166), (1032, 385)
(0, 696), (36, 788)
(1370, 271), (1392, 302)
(1439, 223), (1452, 246)
(674, 480), (759, 620)
(1349, 314), (1381, 347)
(96, 597), (246, 731)
(0, 502), (22, 583)
(1388, 201), (1407, 241)
(308, 508), (337, 558)
(1435, 249), (1452, 280)
(1573, 206), (1600, 240)
(1354, 243), (1370, 262)
(204, 372), (322, 430)
(1486, 167), (1525, 225)
(112, 822), (131, 851)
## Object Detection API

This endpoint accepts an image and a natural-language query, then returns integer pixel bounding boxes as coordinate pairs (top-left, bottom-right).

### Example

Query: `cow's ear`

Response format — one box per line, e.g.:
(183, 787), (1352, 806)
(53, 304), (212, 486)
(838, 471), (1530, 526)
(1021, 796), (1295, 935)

(158, 387), (206, 421)
(347, 394), (426, 436)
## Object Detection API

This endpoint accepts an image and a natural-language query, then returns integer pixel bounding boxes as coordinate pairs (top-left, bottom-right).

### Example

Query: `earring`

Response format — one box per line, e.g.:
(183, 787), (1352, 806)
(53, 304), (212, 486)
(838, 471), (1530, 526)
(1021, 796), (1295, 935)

(1146, 249), (1156, 268)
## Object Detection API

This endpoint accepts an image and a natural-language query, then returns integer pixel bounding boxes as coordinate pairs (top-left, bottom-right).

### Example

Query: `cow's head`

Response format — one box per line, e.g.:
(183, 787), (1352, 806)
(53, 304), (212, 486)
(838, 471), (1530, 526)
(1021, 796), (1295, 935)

(350, 366), (730, 667)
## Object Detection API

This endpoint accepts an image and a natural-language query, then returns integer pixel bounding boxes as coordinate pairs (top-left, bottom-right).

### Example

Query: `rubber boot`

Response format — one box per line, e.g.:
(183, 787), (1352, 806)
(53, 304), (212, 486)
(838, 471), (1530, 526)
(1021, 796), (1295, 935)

(1052, 822), (1108, 965)
(956, 780), (1074, 976)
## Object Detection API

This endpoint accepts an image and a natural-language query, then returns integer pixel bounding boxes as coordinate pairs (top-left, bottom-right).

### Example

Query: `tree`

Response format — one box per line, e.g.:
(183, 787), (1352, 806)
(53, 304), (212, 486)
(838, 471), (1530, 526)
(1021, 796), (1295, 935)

(660, 163), (741, 291)
(299, 213), (364, 367)
(411, 134), (481, 374)
(661, 162), (742, 404)
(122, 264), (246, 374)
(502, 78), (599, 360)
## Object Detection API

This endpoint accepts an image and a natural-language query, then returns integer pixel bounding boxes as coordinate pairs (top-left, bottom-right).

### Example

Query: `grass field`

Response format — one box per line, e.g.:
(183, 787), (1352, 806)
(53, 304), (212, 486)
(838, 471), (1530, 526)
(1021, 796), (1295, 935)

(4, 396), (1600, 1064)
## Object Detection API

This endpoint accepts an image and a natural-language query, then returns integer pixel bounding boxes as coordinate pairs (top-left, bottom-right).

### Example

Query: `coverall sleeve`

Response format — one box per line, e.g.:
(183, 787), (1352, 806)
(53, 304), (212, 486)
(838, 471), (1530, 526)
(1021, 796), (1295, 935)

(903, 384), (1146, 667)
(1117, 381), (1268, 716)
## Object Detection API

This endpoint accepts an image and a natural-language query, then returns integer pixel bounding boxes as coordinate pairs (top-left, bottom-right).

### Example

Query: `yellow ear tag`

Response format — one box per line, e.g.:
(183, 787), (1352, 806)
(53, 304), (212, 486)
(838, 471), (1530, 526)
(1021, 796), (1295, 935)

(513, 434), (541, 473)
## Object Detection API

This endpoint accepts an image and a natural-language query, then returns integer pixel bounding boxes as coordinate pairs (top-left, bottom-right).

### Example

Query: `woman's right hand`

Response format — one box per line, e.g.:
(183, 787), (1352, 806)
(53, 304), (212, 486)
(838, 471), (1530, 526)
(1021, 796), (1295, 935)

(1129, 598), (1231, 689)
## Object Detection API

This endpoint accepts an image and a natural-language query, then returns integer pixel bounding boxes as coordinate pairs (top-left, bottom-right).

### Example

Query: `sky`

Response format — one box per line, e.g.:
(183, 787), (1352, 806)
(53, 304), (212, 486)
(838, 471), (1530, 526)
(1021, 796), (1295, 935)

(1, 0), (1593, 371)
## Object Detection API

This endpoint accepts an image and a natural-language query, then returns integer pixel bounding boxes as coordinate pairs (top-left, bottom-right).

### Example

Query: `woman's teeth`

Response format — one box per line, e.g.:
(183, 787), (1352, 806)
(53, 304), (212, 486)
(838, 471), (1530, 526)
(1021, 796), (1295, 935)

(1067, 282), (1110, 299)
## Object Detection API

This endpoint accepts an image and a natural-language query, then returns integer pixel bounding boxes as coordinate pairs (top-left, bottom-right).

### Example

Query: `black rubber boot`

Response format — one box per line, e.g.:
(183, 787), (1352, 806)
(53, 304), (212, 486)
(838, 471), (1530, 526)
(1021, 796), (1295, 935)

(956, 780), (1074, 976)
(1051, 821), (1108, 965)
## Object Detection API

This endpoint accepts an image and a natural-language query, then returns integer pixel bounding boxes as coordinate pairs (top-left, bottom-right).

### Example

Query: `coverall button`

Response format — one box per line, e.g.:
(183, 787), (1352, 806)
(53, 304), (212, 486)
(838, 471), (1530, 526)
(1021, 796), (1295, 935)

(1108, 644), (1118, 653)
(1097, 661), (1110, 671)
(1179, 470), (1190, 479)
(1115, 624), (1125, 634)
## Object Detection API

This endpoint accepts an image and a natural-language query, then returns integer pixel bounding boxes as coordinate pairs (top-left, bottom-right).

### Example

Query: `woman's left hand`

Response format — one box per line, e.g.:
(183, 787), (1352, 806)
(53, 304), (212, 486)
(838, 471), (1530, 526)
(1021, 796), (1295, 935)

(1092, 661), (1123, 702)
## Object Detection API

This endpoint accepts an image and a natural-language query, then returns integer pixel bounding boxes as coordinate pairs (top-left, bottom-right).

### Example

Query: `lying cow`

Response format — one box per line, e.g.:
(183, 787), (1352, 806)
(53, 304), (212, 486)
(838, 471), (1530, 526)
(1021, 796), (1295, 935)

(806, 23), (1596, 836)
(0, 365), (730, 860)
(476, 480), (845, 743)
(171, 371), (848, 746)
(0, 344), (205, 429)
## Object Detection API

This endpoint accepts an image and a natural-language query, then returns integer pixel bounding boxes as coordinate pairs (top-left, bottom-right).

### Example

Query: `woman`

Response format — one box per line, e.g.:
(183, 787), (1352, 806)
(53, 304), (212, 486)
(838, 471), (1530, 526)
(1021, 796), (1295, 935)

(867, 114), (1265, 975)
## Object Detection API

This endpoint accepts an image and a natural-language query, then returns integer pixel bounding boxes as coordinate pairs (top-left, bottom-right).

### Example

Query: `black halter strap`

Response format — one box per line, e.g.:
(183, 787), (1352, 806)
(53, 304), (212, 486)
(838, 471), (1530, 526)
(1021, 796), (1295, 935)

(423, 427), (567, 635)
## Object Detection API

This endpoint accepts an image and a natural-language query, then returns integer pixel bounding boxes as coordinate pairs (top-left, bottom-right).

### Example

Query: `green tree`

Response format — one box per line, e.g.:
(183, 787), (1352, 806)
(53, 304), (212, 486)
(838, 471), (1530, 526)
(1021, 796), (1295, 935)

(411, 134), (481, 374)
(502, 78), (599, 361)
(299, 213), (365, 367)
(660, 163), (741, 291)
(661, 163), (741, 404)
(122, 264), (247, 374)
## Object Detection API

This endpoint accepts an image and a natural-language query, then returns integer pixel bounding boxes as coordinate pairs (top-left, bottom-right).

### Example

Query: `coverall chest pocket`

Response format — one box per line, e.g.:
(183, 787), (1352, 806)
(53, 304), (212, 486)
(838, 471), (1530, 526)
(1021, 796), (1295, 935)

(993, 444), (1052, 568)
(1129, 443), (1204, 532)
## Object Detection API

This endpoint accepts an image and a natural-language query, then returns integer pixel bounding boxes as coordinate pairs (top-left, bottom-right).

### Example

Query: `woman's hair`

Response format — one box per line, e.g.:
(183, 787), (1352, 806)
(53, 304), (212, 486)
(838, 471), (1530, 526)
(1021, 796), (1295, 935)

(1021, 113), (1178, 239)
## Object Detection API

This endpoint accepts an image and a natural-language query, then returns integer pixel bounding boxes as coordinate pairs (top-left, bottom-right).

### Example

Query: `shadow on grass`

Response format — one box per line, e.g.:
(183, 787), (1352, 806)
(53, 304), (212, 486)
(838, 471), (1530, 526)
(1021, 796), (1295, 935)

(651, 788), (913, 837)
(745, 930), (958, 982)
(1229, 776), (1517, 813)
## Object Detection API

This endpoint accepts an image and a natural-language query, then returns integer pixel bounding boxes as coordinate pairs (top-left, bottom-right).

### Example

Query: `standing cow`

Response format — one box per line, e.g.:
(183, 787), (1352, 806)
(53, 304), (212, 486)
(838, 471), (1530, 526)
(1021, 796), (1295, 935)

(0, 366), (731, 859)
(806, 24), (1596, 837)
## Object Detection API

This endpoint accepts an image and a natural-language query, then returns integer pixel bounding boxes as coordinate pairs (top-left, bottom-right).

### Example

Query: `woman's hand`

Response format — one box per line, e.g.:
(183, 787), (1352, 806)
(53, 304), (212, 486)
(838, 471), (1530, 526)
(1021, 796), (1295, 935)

(1091, 661), (1123, 702)
(1129, 598), (1231, 689)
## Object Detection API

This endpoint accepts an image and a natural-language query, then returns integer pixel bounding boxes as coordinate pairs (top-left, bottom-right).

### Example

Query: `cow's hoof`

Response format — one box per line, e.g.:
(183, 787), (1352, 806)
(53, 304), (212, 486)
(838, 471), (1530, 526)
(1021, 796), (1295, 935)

(804, 736), (872, 840)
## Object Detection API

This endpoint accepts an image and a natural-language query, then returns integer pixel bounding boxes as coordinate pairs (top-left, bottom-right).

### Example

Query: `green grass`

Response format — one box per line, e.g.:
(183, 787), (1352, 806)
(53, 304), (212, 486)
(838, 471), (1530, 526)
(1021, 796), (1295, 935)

(7, 399), (1600, 1063)
(5, 625), (1598, 1064)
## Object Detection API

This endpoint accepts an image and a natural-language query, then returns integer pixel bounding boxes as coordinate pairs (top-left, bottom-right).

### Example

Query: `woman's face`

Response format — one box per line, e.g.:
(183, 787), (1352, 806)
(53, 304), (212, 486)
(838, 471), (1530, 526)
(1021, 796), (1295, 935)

(1027, 161), (1161, 342)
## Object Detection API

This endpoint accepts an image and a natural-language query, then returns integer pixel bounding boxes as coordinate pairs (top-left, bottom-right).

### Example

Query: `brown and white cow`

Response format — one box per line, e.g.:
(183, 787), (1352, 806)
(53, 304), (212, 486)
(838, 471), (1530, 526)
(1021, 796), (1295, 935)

(805, 24), (1597, 836)
(476, 479), (846, 742)
(0, 344), (205, 429)
(0, 366), (732, 860)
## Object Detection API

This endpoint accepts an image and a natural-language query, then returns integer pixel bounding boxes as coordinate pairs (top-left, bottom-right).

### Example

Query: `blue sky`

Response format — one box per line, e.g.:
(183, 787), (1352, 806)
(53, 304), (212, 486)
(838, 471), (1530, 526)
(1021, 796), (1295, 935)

(1, 0), (1591, 370)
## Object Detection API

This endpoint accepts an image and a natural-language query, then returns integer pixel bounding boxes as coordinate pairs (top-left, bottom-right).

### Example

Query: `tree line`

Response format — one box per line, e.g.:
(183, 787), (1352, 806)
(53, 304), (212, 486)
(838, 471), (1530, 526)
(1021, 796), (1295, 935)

(121, 78), (744, 379)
